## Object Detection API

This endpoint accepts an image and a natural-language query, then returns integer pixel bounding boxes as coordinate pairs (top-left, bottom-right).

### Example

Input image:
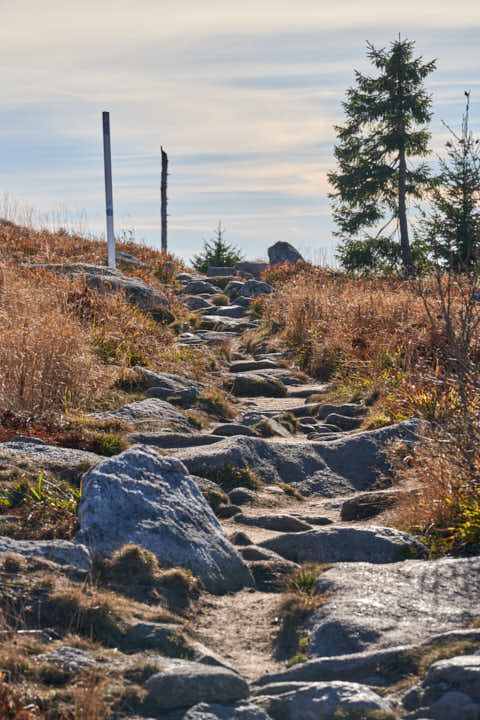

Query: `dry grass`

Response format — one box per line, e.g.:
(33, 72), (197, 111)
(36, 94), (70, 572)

(276, 564), (331, 660)
(0, 264), (96, 420)
(93, 544), (201, 614)
(0, 218), (184, 283)
(389, 423), (480, 555)
(260, 269), (480, 419)
(0, 221), (216, 427)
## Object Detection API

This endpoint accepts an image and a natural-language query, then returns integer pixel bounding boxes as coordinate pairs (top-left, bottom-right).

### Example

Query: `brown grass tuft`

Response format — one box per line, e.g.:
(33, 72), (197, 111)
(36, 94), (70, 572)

(0, 264), (95, 420)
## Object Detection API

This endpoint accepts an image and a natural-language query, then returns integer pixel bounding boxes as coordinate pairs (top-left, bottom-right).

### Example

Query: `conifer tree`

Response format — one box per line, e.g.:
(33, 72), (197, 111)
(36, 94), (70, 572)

(417, 93), (480, 270)
(192, 222), (244, 273)
(328, 38), (436, 276)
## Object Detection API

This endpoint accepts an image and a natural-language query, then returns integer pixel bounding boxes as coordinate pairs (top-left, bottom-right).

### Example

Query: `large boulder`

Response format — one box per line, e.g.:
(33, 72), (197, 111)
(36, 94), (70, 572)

(307, 556), (480, 657)
(237, 280), (273, 298)
(85, 272), (171, 319)
(267, 242), (303, 266)
(184, 280), (222, 295)
(259, 525), (425, 563)
(145, 659), (249, 710)
(134, 368), (202, 405)
(175, 421), (420, 497)
(76, 446), (253, 594)
(404, 654), (480, 718)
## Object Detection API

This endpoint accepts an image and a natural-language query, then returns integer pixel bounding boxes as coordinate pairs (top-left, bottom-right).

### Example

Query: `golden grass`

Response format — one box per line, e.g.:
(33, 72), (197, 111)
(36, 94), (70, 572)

(0, 218), (184, 284)
(0, 221), (214, 423)
(260, 270), (480, 419)
(0, 264), (96, 419)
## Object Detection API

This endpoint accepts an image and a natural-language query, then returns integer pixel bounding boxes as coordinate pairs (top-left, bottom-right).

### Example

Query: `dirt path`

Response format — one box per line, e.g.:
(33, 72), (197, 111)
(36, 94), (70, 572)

(181, 321), (386, 682)
(189, 589), (285, 682)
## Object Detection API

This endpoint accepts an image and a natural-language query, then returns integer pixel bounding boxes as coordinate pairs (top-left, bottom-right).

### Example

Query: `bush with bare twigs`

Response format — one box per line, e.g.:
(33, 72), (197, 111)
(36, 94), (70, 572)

(391, 270), (480, 555)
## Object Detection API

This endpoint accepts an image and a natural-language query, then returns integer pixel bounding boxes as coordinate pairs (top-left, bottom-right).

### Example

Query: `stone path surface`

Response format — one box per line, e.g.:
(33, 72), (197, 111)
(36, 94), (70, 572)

(1, 263), (479, 719)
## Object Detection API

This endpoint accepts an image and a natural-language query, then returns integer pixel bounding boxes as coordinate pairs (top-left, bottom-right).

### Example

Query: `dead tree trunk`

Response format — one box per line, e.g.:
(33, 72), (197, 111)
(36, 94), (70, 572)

(161, 146), (168, 253)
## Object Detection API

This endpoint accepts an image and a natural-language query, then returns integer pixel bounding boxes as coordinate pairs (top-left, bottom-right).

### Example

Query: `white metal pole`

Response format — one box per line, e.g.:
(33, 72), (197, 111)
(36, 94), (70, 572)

(102, 111), (116, 269)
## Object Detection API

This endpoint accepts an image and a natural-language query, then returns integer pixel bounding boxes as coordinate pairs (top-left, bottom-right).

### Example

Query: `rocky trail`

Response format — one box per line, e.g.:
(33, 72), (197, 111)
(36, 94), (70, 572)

(1, 254), (480, 719)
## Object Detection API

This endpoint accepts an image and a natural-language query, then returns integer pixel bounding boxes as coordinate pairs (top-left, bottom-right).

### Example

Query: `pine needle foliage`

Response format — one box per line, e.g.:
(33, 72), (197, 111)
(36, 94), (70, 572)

(416, 93), (480, 270)
(329, 37), (436, 276)
(192, 222), (244, 273)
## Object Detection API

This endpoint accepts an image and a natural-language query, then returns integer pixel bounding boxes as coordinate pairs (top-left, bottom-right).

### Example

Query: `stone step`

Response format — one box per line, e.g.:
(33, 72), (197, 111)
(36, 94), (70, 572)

(229, 359), (282, 373)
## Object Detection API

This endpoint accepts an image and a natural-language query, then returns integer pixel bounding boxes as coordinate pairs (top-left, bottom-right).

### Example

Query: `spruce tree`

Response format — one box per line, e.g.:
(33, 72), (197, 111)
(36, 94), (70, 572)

(328, 38), (436, 276)
(416, 93), (480, 270)
(192, 222), (244, 273)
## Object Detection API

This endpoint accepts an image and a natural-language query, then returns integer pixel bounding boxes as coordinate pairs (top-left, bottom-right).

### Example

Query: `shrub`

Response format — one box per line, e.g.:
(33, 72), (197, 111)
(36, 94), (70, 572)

(211, 294), (230, 307)
(197, 466), (263, 493)
(0, 472), (80, 540)
(192, 222), (243, 273)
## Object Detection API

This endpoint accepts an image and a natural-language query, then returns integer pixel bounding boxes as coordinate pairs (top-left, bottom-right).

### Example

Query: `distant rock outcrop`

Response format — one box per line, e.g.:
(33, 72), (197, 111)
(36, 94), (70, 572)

(267, 241), (303, 266)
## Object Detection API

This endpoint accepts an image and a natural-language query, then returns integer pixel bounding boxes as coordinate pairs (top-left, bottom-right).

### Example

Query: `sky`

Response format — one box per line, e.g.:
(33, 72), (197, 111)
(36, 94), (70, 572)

(1, 0), (480, 265)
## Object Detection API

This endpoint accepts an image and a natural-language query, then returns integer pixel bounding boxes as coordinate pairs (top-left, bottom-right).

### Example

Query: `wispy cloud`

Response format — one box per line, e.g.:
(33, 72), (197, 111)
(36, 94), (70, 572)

(1, 2), (479, 262)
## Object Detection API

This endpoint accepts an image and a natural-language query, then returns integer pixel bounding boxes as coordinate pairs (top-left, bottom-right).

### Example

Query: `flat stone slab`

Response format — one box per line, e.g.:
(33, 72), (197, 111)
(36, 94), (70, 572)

(229, 360), (281, 373)
(0, 537), (91, 571)
(287, 384), (330, 398)
(145, 660), (249, 710)
(234, 514), (313, 533)
(176, 421), (420, 497)
(307, 556), (480, 658)
(180, 702), (270, 719)
(76, 446), (253, 594)
(259, 525), (425, 564)
(210, 305), (247, 318)
(127, 433), (225, 449)
(254, 680), (392, 719)
(254, 629), (480, 688)
(92, 398), (193, 433)
(0, 439), (101, 479)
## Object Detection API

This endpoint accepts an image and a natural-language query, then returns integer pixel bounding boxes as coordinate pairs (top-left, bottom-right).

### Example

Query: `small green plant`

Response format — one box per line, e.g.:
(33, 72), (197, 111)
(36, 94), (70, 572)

(211, 294), (230, 307)
(197, 392), (235, 420)
(365, 412), (392, 430)
(249, 297), (265, 317)
(276, 412), (299, 433)
(0, 472), (80, 540)
(287, 634), (309, 666)
(253, 420), (277, 437)
(278, 482), (305, 501)
(197, 465), (263, 493)
(97, 432), (128, 456)
(185, 411), (206, 430)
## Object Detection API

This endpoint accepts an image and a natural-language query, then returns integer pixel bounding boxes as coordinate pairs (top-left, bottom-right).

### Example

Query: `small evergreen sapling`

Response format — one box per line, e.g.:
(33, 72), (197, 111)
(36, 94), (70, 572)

(192, 222), (244, 273)
(416, 93), (480, 270)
